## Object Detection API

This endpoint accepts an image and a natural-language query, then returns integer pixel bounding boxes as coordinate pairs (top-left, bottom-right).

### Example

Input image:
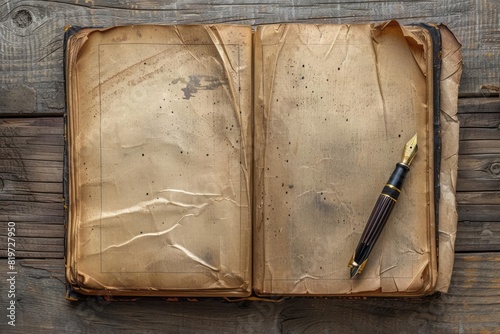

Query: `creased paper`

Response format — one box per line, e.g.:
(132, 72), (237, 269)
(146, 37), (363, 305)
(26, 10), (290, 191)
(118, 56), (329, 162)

(436, 25), (462, 292)
(253, 21), (438, 296)
(66, 25), (253, 296)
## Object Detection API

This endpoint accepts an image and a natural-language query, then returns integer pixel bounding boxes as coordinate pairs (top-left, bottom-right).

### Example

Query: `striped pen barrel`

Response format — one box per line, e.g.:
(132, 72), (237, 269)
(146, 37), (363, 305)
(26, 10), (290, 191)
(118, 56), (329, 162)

(348, 134), (418, 278)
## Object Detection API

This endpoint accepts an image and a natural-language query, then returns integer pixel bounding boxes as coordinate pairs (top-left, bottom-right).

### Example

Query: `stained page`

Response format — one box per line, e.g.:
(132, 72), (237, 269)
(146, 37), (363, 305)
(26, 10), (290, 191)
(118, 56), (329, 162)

(66, 25), (253, 296)
(253, 22), (437, 296)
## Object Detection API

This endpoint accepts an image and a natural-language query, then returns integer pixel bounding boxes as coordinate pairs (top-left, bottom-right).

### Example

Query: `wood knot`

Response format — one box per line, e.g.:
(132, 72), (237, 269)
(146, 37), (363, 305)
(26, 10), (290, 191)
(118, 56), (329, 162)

(13, 9), (33, 28)
(489, 163), (500, 176)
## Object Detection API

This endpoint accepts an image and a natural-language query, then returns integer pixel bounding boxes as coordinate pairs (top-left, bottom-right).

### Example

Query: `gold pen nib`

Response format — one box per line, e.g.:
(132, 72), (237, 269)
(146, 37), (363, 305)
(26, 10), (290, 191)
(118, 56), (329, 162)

(401, 133), (418, 166)
(348, 253), (368, 278)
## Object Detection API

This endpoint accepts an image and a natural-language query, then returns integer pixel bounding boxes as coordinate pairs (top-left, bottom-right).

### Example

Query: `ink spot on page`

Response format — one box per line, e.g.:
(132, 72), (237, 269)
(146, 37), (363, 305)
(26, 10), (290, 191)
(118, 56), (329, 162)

(172, 75), (227, 99)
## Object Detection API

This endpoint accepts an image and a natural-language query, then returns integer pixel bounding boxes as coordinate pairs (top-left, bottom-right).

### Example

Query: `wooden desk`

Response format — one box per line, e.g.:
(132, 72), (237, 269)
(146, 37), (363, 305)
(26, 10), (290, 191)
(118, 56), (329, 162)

(1, 1), (498, 333)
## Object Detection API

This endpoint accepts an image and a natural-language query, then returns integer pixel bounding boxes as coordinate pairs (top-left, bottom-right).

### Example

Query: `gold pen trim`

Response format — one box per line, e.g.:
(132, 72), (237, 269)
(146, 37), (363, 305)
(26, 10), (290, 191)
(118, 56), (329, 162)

(385, 184), (401, 192)
(380, 193), (397, 202)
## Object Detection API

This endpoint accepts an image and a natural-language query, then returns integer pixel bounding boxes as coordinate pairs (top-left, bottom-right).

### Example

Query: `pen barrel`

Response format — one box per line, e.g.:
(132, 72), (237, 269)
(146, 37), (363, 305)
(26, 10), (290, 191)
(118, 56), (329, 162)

(353, 163), (410, 265)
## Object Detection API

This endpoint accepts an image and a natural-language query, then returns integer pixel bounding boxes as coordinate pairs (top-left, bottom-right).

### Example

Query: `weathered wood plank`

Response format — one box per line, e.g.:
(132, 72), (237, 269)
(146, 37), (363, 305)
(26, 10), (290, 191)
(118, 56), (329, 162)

(0, 178), (62, 194)
(0, 118), (64, 136)
(0, 160), (64, 181)
(456, 98), (499, 190)
(457, 113), (500, 128)
(0, 202), (64, 223)
(0, 222), (63, 238)
(457, 178), (500, 192)
(0, 190), (62, 203)
(459, 140), (500, 154)
(0, 135), (63, 147)
(457, 192), (500, 205)
(0, 223), (65, 259)
(456, 221), (500, 252)
(0, 118), (64, 225)
(458, 154), (500, 175)
(458, 98), (500, 113)
(0, 236), (63, 254)
(0, 0), (498, 115)
(458, 204), (500, 221)
(460, 128), (500, 141)
(0, 254), (498, 333)
(456, 98), (499, 157)
(457, 153), (500, 192)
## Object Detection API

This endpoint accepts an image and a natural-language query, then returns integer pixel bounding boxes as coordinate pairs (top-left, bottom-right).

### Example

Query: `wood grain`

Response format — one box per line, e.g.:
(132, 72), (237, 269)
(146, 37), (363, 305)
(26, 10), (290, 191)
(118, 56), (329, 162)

(460, 128), (500, 141)
(457, 96), (500, 232)
(0, 0), (498, 116)
(458, 98), (500, 113)
(456, 98), (500, 206)
(0, 254), (498, 333)
(456, 221), (500, 252)
(0, 118), (63, 227)
(457, 192), (500, 205)
(457, 113), (500, 128)
(458, 154), (500, 191)
(459, 140), (500, 154)
(0, 0), (498, 326)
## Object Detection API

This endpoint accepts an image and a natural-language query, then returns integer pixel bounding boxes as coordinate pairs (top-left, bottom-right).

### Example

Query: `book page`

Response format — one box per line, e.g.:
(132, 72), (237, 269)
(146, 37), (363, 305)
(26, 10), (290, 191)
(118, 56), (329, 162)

(66, 25), (253, 296)
(253, 22), (437, 296)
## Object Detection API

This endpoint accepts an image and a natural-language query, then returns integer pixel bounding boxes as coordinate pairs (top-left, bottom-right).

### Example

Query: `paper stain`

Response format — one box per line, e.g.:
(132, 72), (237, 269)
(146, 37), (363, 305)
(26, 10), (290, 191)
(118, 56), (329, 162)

(172, 75), (227, 99)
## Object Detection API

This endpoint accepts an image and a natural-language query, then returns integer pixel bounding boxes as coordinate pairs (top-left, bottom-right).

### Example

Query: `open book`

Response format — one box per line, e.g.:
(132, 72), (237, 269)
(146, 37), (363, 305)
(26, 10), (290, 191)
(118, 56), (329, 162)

(64, 22), (462, 298)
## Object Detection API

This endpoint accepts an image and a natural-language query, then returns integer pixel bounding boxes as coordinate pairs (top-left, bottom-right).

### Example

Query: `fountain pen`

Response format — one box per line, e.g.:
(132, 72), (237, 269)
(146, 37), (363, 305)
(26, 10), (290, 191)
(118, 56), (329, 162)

(348, 134), (418, 278)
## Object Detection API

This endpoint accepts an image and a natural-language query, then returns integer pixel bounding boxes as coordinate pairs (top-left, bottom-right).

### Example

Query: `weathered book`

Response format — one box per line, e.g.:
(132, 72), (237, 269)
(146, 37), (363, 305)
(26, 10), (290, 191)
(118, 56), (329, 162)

(64, 21), (462, 299)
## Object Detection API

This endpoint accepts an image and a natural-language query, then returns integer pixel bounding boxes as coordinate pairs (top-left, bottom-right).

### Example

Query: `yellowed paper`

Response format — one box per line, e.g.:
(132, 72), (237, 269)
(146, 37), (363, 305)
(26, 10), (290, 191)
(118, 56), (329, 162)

(253, 22), (437, 296)
(436, 25), (463, 292)
(66, 22), (461, 298)
(66, 25), (253, 296)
